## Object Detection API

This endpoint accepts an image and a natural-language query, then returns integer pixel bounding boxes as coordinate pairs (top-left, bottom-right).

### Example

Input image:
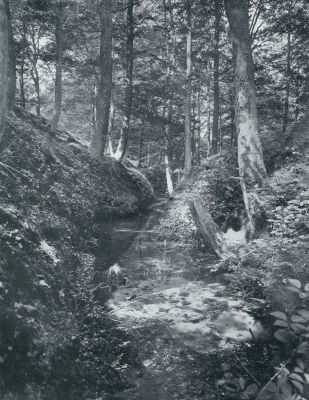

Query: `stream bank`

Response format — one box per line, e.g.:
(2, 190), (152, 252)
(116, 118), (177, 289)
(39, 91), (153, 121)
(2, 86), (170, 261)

(0, 109), (155, 399)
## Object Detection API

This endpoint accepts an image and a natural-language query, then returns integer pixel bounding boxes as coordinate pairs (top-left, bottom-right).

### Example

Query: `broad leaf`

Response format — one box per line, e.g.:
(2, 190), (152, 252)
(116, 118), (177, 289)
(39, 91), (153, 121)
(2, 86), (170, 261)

(290, 379), (303, 394)
(274, 329), (290, 343)
(291, 315), (306, 323)
(274, 319), (289, 328)
(288, 279), (301, 289)
(289, 373), (304, 383)
(270, 311), (288, 320)
(297, 309), (309, 320)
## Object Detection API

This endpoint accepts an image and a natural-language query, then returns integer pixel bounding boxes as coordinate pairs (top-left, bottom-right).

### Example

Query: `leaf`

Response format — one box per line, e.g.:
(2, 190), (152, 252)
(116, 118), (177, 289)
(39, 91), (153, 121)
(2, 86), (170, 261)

(291, 315), (306, 323)
(239, 376), (246, 390)
(290, 379), (303, 394)
(297, 342), (308, 353)
(270, 311), (288, 320)
(288, 279), (301, 289)
(304, 283), (309, 292)
(296, 359), (305, 370)
(303, 373), (309, 384)
(274, 320), (289, 328)
(242, 383), (258, 399)
(274, 329), (290, 343)
(297, 309), (309, 320)
(287, 286), (301, 293)
(290, 323), (307, 332)
(294, 367), (303, 373)
(289, 373), (304, 383)
(299, 293), (308, 299)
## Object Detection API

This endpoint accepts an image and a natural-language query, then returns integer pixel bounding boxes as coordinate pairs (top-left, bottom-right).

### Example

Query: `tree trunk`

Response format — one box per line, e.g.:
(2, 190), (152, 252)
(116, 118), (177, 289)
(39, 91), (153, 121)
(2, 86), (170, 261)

(89, 0), (113, 159)
(282, 30), (291, 135)
(4, 0), (15, 111)
(19, 18), (27, 109)
(212, 0), (221, 154)
(224, 0), (267, 239)
(189, 198), (229, 259)
(108, 93), (115, 156)
(163, 0), (175, 196)
(29, 27), (41, 116)
(51, 0), (64, 131)
(196, 89), (201, 165)
(0, 0), (8, 142)
(114, 0), (134, 160)
(184, 0), (192, 176)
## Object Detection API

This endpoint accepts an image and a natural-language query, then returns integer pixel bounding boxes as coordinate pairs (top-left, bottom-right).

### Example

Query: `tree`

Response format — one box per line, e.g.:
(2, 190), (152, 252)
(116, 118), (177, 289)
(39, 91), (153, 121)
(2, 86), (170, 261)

(89, 0), (113, 159)
(51, 0), (64, 130)
(114, 0), (134, 160)
(0, 0), (8, 142)
(224, 0), (267, 238)
(212, 0), (221, 154)
(4, 0), (16, 111)
(184, 0), (192, 176)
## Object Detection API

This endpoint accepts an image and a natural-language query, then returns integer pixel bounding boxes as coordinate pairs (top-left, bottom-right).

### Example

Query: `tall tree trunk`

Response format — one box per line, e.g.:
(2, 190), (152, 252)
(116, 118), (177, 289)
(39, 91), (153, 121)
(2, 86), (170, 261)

(184, 0), (192, 176)
(108, 92), (115, 156)
(51, 0), (64, 131)
(212, 0), (221, 154)
(196, 89), (201, 165)
(163, 0), (175, 196)
(114, 0), (134, 160)
(224, 0), (267, 239)
(29, 27), (41, 116)
(19, 19), (27, 109)
(282, 30), (291, 135)
(0, 0), (8, 142)
(89, 0), (113, 159)
(4, 0), (15, 111)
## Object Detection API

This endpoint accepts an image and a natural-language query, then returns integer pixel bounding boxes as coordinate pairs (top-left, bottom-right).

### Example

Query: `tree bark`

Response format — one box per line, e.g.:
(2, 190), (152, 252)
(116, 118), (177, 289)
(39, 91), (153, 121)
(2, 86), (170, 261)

(19, 18), (27, 109)
(212, 0), (221, 154)
(184, 0), (192, 176)
(29, 26), (41, 116)
(114, 0), (134, 160)
(4, 0), (15, 111)
(0, 0), (8, 143)
(51, 0), (64, 131)
(89, 0), (113, 159)
(189, 198), (229, 259)
(282, 30), (291, 135)
(224, 0), (267, 239)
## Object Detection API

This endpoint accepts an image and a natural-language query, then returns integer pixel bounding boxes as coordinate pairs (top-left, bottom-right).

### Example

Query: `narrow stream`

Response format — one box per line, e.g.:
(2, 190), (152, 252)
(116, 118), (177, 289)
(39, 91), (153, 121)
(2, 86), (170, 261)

(103, 206), (264, 400)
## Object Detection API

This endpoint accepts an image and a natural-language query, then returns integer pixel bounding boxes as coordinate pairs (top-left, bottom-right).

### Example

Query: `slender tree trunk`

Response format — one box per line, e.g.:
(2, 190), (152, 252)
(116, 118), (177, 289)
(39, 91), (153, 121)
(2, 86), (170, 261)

(282, 30), (291, 135)
(20, 19), (26, 109)
(114, 0), (134, 160)
(89, 0), (113, 159)
(184, 0), (192, 176)
(224, 0), (267, 239)
(51, 0), (64, 131)
(108, 93), (115, 156)
(0, 0), (8, 142)
(212, 0), (221, 154)
(31, 66), (40, 116)
(196, 89), (201, 165)
(4, 0), (15, 111)
(163, 0), (175, 196)
(29, 27), (41, 116)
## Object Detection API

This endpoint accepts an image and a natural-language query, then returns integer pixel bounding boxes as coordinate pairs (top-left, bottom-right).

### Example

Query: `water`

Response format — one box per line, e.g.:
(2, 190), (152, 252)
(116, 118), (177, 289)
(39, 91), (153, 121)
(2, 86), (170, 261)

(102, 206), (264, 399)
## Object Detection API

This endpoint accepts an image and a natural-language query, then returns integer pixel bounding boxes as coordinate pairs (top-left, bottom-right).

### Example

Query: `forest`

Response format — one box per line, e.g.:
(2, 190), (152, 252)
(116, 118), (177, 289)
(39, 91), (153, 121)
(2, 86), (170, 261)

(1, 0), (309, 399)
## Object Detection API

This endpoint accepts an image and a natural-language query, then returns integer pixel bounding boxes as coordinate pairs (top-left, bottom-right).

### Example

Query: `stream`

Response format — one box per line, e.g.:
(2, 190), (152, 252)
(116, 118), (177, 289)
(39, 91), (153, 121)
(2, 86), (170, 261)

(100, 204), (265, 400)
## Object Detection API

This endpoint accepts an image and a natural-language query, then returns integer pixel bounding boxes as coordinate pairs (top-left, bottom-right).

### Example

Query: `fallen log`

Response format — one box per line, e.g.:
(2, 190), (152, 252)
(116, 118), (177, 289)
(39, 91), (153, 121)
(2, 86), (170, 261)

(188, 198), (230, 259)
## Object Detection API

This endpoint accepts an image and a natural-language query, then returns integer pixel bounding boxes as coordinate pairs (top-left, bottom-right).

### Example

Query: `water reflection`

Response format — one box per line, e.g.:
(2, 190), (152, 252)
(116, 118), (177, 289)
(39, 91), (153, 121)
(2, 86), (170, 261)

(106, 214), (263, 354)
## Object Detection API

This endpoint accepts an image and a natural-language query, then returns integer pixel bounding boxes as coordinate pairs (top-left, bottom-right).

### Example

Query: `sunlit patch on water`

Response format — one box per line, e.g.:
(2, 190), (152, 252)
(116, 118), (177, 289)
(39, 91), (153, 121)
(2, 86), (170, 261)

(107, 278), (263, 352)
